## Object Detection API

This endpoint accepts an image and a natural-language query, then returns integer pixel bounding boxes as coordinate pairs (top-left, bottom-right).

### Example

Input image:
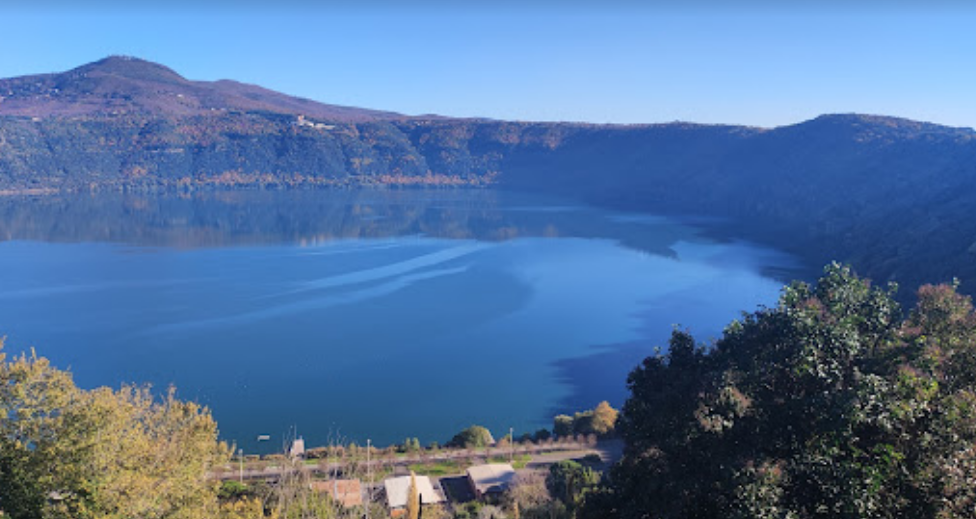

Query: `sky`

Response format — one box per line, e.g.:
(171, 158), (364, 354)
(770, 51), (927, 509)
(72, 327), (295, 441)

(0, 2), (974, 129)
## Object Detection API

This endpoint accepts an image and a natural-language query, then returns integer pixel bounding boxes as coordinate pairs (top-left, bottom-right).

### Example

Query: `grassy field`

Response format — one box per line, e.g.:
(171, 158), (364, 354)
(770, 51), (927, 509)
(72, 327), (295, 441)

(489, 454), (531, 469)
(408, 460), (463, 477)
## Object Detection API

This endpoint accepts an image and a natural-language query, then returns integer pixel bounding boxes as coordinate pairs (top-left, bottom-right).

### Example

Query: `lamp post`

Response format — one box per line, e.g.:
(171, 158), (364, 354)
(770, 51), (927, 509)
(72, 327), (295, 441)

(366, 438), (371, 519)
(509, 427), (514, 464)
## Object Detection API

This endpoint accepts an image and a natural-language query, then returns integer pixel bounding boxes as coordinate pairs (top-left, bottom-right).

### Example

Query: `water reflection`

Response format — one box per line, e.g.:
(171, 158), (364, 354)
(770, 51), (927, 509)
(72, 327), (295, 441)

(0, 189), (694, 256)
(0, 189), (797, 452)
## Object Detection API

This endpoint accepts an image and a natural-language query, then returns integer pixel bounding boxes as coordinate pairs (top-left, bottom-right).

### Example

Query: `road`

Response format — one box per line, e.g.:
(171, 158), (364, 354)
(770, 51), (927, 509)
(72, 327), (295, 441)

(214, 439), (624, 481)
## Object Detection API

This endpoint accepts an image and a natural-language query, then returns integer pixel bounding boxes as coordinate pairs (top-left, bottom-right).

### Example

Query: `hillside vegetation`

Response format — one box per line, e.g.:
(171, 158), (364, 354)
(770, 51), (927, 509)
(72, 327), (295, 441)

(582, 264), (976, 519)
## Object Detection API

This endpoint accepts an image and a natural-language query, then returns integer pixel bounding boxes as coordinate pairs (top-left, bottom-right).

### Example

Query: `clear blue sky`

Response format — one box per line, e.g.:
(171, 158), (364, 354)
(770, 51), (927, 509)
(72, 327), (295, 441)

(1, 2), (974, 128)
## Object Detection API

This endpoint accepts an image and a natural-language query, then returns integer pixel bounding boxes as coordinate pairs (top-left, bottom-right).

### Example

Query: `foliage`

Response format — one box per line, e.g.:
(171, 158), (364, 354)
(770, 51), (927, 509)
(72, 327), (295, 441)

(219, 481), (252, 500)
(553, 415), (574, 438)
(589, 401), (619, 436)
(477, 504), (508, 519)
(452, 501), (484, 519)
(546, 461), (599, 518)
(447, 425), (494, 449)
(217, 497), (266, 519)
(505, 470), (551, 519)
(0, 341), (226, 519)
(580, 454), (602, 465)
(553, 402), (619, 439)
(596, 264), (976, 518)
(265, 455), (341, 519)
(401, 437), (421, 453)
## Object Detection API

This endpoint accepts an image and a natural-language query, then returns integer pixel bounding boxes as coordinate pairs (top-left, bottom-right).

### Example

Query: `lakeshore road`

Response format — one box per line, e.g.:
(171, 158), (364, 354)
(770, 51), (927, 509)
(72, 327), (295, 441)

(213, 439), (624, 481)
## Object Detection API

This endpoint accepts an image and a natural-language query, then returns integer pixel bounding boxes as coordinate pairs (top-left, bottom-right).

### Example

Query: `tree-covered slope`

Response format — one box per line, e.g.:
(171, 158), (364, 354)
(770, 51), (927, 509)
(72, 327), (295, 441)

(586, 265), (976, 519)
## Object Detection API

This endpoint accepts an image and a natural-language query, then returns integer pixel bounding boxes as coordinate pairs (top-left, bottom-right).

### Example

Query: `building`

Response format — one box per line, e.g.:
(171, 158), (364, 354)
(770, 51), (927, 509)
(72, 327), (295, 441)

(383, 474), (444, 510)
(466, 463), (516, 500)
(289, 437), (305, 458)
(310, 479), (363, 508)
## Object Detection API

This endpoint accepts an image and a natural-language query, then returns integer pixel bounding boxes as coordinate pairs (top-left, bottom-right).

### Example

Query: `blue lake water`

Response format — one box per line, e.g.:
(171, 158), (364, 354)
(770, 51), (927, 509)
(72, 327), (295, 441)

(0, 190), (798, 452)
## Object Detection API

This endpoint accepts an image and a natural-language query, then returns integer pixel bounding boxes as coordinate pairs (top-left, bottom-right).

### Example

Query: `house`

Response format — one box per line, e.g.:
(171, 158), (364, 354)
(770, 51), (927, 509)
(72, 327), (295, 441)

(310, 479), (363, 508)
(296, 114), (335, 130)
(289, 437), (305, 458)
(466, 463), (516, 500)
(383, 474), (444, 510)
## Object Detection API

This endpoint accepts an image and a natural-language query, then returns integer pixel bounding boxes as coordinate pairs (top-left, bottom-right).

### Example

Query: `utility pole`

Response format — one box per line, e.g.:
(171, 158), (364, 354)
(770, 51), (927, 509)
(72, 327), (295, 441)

(366, 438), (371, 519)
(510, 427), (514, 464)
(239, 448), (244, 483)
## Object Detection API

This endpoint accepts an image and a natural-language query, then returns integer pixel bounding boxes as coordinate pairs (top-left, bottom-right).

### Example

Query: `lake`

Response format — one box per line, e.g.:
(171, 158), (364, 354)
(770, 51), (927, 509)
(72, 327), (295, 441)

(0, 189), (798, 452)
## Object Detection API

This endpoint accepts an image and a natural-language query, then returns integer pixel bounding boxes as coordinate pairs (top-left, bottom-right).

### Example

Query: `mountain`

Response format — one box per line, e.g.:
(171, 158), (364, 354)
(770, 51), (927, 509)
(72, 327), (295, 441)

(0, 55), (401, 121)
(2, 57), (976, 301)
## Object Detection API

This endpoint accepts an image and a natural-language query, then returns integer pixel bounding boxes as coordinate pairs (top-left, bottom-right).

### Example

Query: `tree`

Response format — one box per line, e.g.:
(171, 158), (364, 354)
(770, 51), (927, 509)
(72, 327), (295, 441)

(598, 263), (976, 519)
(407, 470), (420, 519)
(589, 401), (618, 436)
(505, 470), (551, 519)
(0, 341), (227, 519)
(402, 437), (421, 454)
(217, 497), (266, 519)
(448, 425), (494, 449)
(553, 416), (573, 438)
(554, 403), (619, 439)
(477, 504), (507, 519)
(546, 460), (598, 517)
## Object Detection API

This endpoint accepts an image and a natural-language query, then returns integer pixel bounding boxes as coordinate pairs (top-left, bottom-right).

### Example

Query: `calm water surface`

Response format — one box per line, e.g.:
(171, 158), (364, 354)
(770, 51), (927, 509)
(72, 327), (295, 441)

(0, 190), (797, 452)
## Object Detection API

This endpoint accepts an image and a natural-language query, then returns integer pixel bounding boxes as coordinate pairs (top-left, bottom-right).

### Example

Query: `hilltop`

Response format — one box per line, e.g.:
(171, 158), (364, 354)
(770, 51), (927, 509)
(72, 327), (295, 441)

(1, 57), (976, 299)
(0, 55), (401, 121)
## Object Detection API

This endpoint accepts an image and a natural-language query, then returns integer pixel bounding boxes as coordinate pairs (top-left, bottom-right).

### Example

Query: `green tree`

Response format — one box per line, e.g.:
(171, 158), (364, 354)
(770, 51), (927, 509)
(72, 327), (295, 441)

(553, 415), (574, 438)
(217, 497), (266, 519)
(0, 341), (227, 519)
(598, 264), (976, 519)
(448, 425), (494, 449)
(402, 437), (421, 453)
(546, 460), (598, 517)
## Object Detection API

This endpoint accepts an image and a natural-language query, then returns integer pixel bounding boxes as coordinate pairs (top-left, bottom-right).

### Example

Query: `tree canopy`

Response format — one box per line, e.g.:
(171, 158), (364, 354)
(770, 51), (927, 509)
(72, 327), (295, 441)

(553, 401), (619, 439)
(447, 425), (494, 449)
(591, 264), (976, 519)
(547, 461), (599, 517)
(0, 341), (227, 519)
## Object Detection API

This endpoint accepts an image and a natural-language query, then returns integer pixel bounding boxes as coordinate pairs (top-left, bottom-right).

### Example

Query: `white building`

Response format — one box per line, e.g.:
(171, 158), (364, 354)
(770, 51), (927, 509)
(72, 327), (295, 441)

(383, 474), (444, 510)
(289, 437), (305, 458)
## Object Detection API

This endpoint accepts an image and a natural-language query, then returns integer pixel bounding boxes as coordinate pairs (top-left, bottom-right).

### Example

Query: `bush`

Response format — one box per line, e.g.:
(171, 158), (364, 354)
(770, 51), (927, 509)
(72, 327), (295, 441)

(448, 425), (494, 448)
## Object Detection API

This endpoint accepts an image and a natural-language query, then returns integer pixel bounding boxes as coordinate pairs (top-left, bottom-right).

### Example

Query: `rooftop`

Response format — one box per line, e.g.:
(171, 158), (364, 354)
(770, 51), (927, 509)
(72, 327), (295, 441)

(384, 475), (444, 509)
(310, 479), (363, 508)
(466, 463), (517, 495)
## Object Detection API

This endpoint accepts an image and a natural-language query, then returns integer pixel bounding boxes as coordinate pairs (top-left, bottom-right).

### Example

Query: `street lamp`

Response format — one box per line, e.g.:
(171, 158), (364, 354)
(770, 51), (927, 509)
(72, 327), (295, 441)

(509, 427), (514, 464)
(366, 438), (371, 519)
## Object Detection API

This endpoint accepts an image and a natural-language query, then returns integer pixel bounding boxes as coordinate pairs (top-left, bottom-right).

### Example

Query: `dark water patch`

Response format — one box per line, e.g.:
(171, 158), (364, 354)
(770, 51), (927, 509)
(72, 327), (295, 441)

(550, 341), (652, 414)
